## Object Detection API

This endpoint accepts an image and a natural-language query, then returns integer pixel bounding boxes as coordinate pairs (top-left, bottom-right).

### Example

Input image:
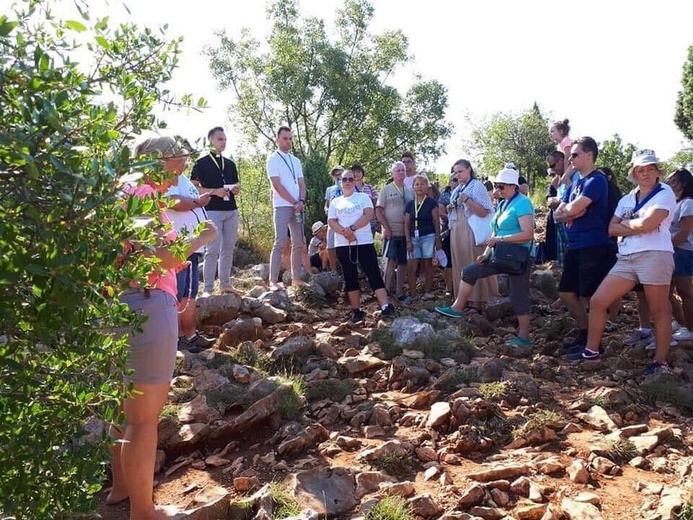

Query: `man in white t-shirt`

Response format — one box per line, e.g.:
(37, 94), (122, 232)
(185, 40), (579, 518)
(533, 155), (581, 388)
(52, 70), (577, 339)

(267, 126), (308, 291)
(165, 173), (216, 351)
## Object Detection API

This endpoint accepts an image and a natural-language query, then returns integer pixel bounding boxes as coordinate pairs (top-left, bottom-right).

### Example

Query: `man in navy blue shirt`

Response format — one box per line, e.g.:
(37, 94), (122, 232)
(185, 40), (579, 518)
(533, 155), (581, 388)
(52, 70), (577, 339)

(554, 136), (617, 355)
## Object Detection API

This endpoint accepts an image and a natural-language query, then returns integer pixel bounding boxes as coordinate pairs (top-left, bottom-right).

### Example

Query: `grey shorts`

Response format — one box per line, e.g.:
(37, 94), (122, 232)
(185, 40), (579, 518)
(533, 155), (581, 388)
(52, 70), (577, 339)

(610, 250), (674, 286)
(121, 289), (178, 384)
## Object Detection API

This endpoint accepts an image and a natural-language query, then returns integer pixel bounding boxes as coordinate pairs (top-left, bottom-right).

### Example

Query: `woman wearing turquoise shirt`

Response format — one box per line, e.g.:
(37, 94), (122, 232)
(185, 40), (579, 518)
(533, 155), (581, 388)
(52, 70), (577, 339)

(436, 168), (535, 347)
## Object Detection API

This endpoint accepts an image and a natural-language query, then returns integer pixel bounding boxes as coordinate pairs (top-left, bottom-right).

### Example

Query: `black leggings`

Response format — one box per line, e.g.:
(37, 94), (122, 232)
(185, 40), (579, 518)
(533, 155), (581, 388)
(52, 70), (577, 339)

(336, 244), (385, 293)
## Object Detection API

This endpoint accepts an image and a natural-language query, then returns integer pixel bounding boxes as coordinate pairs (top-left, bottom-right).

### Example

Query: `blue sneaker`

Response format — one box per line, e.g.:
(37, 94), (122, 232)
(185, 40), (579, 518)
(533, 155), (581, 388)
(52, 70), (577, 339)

(435, 306), (463, 318)
(642, 361), (670, 377)
(566, 346), (603, 361)
(506, 336), (532, 347)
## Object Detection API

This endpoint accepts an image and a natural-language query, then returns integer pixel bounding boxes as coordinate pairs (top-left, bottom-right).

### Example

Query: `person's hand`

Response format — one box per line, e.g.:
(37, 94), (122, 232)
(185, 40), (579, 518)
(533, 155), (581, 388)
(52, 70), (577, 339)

(198, 220), (218, 245)
(382, 227), (392, 240)
(174, 260), (191, 274)
(212, 188), (227, 198)
(476, 254), (488, 265)
(485, 235), (500, 247)
(197, 193), (212, 207)
(406, 241), (413, 253)
(230, 184), (241, 195)
(293, 201), (304, 213)
(435, 238), (442, 250)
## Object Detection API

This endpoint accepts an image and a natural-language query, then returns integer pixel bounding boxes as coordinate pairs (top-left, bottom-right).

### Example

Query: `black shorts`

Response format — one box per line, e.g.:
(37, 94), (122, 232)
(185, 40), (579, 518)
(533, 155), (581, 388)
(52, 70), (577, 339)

(310, 253), (322, 270)
(384, 236), (407, 266)
(558, 245), (617, 298)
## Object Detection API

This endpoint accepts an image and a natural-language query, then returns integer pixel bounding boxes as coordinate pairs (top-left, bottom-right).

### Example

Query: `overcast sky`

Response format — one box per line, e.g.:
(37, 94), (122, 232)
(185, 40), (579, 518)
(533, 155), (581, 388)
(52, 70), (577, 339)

(6, 0), (693, 171)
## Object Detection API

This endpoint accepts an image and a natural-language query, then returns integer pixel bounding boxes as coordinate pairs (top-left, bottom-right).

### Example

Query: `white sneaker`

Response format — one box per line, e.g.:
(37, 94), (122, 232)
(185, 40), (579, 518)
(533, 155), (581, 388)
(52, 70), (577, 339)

(623, 329), (654, 346)
(645, 338), (678, 351)
(672, 327), (693, 341)
(672, 320), (682, 333)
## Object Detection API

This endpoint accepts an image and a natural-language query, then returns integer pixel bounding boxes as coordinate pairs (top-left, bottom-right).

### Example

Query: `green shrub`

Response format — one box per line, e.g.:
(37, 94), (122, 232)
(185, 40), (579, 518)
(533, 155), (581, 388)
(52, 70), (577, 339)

(0, 3), (200, 516)
(366, 495), (413, 520)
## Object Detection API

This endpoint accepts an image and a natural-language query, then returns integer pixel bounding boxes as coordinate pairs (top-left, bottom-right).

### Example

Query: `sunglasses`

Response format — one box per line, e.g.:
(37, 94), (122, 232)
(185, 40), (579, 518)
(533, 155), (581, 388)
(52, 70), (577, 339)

(341, 177), (355, 182)
(494, 183), (507, 189)
(451, 178), (459, 183)
(547, 162), (557, 169)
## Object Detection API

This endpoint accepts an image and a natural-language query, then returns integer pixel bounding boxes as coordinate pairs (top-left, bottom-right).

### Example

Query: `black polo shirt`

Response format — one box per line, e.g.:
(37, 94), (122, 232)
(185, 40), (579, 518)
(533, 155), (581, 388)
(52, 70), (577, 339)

(191, 153), (239, 211)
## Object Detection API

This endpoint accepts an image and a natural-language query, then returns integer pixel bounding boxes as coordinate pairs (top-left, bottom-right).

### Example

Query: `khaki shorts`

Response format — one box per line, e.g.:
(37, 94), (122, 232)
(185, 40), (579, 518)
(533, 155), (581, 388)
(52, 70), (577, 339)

(121, 289), (178, 384)
(609, 250), (674, 286)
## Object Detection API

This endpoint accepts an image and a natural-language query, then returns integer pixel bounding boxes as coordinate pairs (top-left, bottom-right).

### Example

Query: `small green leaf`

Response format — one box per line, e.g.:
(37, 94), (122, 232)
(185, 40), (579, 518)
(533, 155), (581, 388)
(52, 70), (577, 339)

(65, 20), (87, 32)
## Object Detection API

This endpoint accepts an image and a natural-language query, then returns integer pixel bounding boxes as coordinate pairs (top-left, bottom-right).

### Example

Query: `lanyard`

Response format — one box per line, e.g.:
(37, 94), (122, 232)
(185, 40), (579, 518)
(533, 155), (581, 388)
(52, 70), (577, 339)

(277, 151), (296, 182)
(452, 179), (473, 206)
(209, 154), (224, 172)
(414, 197), (427, 228)
(493, 192), (519, 232)
(633, 183), (664, 214)
(392, 183), (404, 199)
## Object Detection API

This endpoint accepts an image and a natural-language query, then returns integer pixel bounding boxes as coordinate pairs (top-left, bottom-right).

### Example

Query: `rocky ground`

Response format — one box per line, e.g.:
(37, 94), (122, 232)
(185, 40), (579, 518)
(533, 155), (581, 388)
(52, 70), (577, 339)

(93, 261), (693, 520)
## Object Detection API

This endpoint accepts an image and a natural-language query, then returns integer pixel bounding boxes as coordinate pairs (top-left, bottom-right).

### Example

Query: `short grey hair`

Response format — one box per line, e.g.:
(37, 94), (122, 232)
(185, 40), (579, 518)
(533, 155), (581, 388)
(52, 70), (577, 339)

(134, 136), (187, 158)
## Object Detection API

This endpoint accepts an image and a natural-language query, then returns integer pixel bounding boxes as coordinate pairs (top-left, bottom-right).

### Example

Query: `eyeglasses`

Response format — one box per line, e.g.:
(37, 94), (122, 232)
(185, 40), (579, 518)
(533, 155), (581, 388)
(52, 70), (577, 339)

(451, 178), (459, 183)
(547, 162), (557, 169)
(402, 159), (414, 164)
(494, 183), (507, 189)
(341, 177), (355, 182)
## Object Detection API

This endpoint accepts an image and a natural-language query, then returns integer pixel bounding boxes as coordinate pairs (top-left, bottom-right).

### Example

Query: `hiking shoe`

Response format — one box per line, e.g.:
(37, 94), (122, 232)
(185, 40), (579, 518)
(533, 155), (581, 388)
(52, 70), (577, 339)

(645, 338), (678, 351)
(506, 336), (532, 348)
(381, 304), (397, 318)
(562, 330), (587, 350)
(642, 361), (670, 377)
(435, 305), (463, 318)
(401, 295), (415, 305)
(672, 320), (682, 333)
(350, 308), (366, 323)
(178, 336), (201, 354)
(672, 327), (693, 341)
(623, 329), (654, 346)
(189, 332), (215, 349)
(566, 346), (603, 361)
(604, 320), (618, 333)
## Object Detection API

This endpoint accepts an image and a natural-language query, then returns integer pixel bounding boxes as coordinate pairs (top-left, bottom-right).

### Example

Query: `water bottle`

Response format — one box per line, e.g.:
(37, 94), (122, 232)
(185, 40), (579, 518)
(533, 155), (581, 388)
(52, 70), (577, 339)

(294, 211), (303, 222)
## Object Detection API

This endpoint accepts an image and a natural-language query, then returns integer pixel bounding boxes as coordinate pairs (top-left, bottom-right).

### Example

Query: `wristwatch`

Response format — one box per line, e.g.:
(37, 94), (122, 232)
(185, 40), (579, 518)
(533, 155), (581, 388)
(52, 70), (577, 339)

(349, 225), (357, 231)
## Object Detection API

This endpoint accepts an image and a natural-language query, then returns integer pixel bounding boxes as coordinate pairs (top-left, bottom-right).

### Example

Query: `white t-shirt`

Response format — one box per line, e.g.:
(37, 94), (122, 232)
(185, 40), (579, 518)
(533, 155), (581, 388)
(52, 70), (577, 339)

(327, 192), (374, 247)
(614, 183), (677, 255)
(404, 172), (429, 189)
(165, 174), (207, 253)
(671, 198), (693, 251)
(266, 150), (303, 208)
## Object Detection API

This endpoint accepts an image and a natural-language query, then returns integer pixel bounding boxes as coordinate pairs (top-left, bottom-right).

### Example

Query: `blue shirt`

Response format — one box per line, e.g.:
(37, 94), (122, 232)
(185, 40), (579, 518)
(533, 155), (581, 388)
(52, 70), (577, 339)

(562, 171), (612, 249)
(493, 194), (534, 249)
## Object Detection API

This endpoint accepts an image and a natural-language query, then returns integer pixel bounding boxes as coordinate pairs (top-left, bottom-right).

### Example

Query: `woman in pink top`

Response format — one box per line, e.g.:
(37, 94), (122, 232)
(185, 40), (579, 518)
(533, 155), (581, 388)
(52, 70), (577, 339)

(549, 119), (573, 171)
(108, 136), (217, 519)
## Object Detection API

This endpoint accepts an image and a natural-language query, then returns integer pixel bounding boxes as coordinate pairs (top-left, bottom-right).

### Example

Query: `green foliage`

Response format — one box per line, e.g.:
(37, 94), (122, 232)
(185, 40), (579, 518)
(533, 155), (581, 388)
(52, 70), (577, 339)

(675, 44), (693, 142)
(465, 102), (555, 187)
(0, 1), (196, 516)
(305, 378), (358, 402)
(268, 482), (301, 519)
(479, 382), (508, 400)
(597, 134), (637, 185)
(369, 327), (476, 362)
(434, 366), (480, 392)
(366, 495), (413, 520)
(275, 375), (306, 420)
(511, 410), (563, 439)
(640, 375), (693, 412)
(676, 497), (693, 520)
(669, 147), (693, 170)
(205, 0), (452, 185)
(235, 155), (275, 260)
(369, 450), (417, 478)
(601, 438), (637, 464)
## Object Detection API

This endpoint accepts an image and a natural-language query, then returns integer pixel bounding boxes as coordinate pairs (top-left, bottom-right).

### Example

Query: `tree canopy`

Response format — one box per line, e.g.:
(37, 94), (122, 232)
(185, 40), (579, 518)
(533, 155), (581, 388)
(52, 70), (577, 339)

(675, 44), (693, 142)
(464, 103), (555, 186)
(204, 0), (452, 181)
(0, 1), (191, 516)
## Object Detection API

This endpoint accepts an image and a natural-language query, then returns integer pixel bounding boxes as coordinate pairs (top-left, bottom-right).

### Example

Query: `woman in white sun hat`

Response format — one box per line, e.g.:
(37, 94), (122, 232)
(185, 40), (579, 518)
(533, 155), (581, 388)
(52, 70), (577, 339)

(576, 149), (676, 376)
(436, 167), (535, 348)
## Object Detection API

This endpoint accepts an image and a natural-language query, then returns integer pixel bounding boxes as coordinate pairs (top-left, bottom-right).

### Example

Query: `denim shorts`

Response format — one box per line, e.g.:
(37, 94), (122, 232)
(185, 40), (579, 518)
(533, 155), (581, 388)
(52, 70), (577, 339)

(384, 236), (408, 265)
(408, 233), (435, 260)
(176, 253), (200, 301)
(674, 247), (693, 277)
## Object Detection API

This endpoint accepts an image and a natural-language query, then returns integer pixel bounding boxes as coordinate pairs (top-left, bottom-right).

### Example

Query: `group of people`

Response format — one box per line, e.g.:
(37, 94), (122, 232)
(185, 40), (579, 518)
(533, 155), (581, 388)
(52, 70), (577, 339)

(112, 121), (692, 518)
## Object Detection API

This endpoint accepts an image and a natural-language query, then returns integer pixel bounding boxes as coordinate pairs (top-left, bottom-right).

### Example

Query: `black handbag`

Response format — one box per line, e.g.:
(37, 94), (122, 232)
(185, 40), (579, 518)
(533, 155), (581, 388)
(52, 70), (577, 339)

(489, 242), (530, 275)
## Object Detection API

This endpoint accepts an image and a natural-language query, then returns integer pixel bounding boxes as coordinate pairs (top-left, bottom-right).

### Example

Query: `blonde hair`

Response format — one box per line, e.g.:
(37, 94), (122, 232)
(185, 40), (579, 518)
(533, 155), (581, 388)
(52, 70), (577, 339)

(134, 136), (185, 158)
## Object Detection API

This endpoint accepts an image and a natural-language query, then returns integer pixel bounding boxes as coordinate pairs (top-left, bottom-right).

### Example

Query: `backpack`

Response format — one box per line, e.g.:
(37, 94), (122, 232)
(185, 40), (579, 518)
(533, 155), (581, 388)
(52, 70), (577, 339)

(582, 170), (620, 223)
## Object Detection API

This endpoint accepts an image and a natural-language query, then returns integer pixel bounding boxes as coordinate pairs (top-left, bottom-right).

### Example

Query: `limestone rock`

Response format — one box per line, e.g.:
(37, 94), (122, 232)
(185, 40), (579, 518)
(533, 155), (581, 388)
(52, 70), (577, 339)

(277, 423), (329, 456)
(219, 318), (263, 348)
(196, 293), (242, 325)
(457, 483), (486, 508)
(567, 459), (590, 484)
(408, 494), (443, 518)
(579, 405), (618, 432)
(271, 335), (314, 359)
(177, 394), (217, 424)
(560, 498), (603, 520)
(630, 434), (660, 455)
(355, 471), (395, 498)
(427, 401), (451, 429)
(468, 463), (530, 482)
(379, 481), (416, 497)
(391, 317), (436, 346)
(357, 440), (413, 462)
(287, 467), (357, 516)
(515, 502), (548, 520)
(338, 354), (385, 374)
(468, 506), (506, 520)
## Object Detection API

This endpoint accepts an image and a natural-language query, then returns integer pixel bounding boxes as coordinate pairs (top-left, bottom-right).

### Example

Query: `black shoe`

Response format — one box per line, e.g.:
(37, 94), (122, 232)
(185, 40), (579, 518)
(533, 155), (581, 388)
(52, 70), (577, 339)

(381, 304), (397, 318)
(189, 332), (215, 349)
(350, 308), (366, 323)
(177, 336), (200, 353)
(562, 329), (587, 350)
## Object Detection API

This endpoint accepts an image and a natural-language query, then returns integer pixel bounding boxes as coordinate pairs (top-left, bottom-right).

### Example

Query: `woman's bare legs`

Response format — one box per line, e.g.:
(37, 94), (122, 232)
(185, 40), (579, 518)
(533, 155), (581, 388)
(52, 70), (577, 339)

(110, 382), (179, 520)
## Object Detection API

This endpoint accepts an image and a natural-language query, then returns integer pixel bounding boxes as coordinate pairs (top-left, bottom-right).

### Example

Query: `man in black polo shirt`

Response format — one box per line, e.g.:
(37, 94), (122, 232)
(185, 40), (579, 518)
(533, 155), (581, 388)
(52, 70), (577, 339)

(192, 126), (241, 295)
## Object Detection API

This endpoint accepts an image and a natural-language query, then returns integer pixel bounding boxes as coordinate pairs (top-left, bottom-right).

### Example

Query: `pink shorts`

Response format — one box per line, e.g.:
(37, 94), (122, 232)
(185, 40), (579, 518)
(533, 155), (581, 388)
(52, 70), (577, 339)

(609, 251), (674, 286)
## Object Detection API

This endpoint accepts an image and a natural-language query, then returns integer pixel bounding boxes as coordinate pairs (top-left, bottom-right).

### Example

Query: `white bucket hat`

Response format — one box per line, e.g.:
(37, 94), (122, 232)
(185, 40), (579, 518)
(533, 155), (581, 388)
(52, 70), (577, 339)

(492, 168), (519, 186)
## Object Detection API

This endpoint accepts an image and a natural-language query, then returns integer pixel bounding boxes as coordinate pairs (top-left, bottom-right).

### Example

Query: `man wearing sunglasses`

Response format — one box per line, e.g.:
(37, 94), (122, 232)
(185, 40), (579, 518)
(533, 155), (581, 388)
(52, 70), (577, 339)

(553, 136), (617, 355)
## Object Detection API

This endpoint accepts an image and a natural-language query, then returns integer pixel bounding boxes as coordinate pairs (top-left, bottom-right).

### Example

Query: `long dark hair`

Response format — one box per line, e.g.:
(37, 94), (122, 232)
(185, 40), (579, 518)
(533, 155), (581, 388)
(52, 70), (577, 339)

(671, 168), (693, 201)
